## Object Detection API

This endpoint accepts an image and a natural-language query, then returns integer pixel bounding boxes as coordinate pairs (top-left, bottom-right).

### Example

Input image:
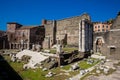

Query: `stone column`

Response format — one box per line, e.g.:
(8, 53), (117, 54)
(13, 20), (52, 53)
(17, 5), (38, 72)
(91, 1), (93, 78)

(18, 44), (20, 49)
(15, 43), (16, 49)
(21, 40), (24, 50)
(24, 43), (26, 49)
(27, 43), (29, 49)
(17, 43), (19, 49)
(11, 43), (13, 49)
(3, 40), (5, 49)
(79, 20), (85, 52)
(79, 21), (82, 51)
(81, 20), (85, 52)
(19, 44), (21, 49)
(48, 36), (50, 49)
(18, 43), (19, 49)
(32, 44), (36, 51)
(56, 44), (62, 67)
(36, 44), (41, 52)
(85, 23), (89, 51)
(12, 43), (14, 49)
(88, 24), (89, 50)
(9, 43), (11, 49)
(15, 43), (17, 49)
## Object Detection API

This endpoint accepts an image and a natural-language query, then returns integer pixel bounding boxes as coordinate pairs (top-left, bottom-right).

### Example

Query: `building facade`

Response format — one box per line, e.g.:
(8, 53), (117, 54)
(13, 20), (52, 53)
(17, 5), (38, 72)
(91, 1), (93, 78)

(93, 22), (112, 32)
(7, 22), (45, 49)
(0, 30), (8, 49)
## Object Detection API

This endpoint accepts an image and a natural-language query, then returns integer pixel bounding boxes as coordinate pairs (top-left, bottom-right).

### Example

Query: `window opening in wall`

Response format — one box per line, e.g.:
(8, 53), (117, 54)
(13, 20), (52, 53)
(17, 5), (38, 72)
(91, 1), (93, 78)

(98, 26), (100, 28)
(98, 29), (100, 32)
(110, 47), (116, 54)
(106, 26), (108, 28)
(102, 29), (105, 32)
(103, 25), (104, 28)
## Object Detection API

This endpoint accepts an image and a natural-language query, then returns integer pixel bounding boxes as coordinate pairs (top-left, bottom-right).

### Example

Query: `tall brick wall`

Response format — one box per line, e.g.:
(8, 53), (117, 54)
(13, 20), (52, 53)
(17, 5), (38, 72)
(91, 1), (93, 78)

(57, 17), (79, 46)
(56, 14), (91, 47)
(30, 27), (45, 45)
(43, 20), (56, 48)
(43, 13), (92, 49)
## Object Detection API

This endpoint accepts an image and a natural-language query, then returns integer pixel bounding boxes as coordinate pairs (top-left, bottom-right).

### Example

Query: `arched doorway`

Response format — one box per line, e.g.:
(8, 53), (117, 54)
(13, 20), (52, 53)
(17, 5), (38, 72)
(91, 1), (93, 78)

(95, 37), (104, 53)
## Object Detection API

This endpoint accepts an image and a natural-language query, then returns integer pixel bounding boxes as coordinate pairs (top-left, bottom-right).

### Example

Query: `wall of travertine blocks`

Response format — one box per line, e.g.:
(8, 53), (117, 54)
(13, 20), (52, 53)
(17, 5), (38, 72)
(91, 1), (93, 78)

(43, 14), (93, 51)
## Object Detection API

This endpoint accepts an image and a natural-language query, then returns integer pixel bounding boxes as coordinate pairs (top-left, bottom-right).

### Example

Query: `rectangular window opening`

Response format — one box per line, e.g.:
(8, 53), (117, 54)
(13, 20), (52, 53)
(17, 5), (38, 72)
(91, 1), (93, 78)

(110, 47), (116, 54)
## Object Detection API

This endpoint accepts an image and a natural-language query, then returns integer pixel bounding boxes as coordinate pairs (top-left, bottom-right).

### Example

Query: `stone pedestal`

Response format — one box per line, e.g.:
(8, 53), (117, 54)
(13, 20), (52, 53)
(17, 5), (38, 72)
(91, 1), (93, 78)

(32, 44), (35, 51)
(36, 45), (41, 52)
(56, 44), (62, 67)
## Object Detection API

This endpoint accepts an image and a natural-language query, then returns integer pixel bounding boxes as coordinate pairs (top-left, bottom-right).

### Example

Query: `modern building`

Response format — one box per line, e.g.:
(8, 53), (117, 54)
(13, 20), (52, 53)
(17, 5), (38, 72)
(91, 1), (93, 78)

(93, 22), (112, 32)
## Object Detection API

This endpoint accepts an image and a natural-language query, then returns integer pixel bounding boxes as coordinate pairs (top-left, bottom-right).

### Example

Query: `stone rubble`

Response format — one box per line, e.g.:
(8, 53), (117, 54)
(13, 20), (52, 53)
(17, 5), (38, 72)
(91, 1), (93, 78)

(45, 72), (56, 77)
(16, 50), (49, 69)
(71, 63), (79, 70)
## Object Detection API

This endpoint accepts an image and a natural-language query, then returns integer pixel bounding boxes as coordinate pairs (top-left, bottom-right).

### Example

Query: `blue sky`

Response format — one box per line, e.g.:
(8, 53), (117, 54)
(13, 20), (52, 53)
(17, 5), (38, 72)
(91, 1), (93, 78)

(0, 0), (120, 31)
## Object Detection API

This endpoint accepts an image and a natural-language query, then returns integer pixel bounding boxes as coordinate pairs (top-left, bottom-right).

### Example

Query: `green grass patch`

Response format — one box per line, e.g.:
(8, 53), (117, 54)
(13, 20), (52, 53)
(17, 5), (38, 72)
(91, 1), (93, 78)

(20, 68), (47, 80)
(63, 48), (78, 53)
(62, 65), (71, 70)
(1, 54), (100, 80)
(50, 49), (56, 54)
(43, 47), (78, 54)
(79, 59), (99, 69)
(2, 55), (71, 80)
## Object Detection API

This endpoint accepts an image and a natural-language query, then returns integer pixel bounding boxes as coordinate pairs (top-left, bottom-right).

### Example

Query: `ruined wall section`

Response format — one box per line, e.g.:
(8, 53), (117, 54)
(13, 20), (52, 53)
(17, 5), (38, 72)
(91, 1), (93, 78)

(7, 23), (22, 33)
(15, 29), (30, 43)
(43, 20), (56, 48)
(111, 15), (120, 29)
(108, 29), (120, 59)
(93, 32), (110, 57)
(30, 27), (45, 46)
(56, 14), (90, 47)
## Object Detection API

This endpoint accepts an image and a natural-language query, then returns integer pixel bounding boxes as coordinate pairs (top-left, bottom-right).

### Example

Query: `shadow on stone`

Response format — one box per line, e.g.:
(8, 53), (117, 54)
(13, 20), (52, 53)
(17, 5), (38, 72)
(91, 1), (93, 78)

(0, 55), (23, 80)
